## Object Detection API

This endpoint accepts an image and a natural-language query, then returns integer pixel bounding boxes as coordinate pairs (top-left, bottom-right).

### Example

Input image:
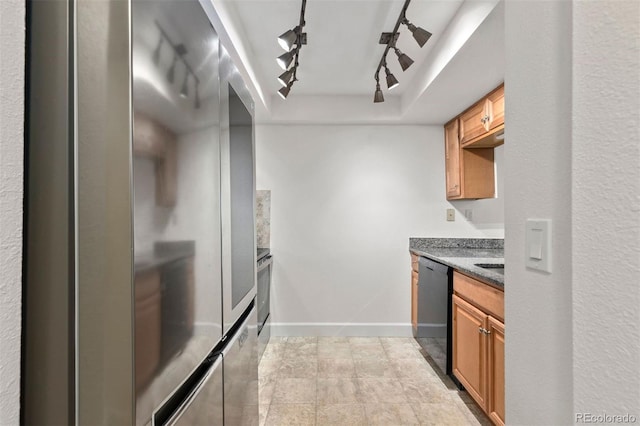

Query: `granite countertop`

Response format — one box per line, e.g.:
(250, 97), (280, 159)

(409, 238), (504, 289)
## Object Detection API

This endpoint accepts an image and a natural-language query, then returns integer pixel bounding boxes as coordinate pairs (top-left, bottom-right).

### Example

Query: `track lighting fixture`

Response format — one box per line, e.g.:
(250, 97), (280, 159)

(275, 0), (308, 100)
(394, 47), (414, 71)
(278, 68), (296, 87)
(154, 21), (200, 109)
(278, 27), (300, 52)
(384, 65), (399, 90)
(373, 81), (384, 103)
(402, 18), (432, 47)
(180, 73), (189, 98)
(278, 82), (294, 99)
(372, 0), (432, 103)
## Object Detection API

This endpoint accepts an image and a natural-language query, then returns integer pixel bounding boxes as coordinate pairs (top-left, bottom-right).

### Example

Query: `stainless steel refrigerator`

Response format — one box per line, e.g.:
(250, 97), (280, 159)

(23, 0), (258, 424)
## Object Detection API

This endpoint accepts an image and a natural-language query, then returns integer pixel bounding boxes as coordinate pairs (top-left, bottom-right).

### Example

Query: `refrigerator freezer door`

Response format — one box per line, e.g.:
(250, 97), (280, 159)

(131, 0), (223, 423)
(222, 305), (259, 425)
(165, 357), (223, 426)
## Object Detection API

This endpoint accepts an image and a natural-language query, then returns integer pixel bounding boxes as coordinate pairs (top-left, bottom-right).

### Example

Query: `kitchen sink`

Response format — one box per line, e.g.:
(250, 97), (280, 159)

(474, 263), (505, 275)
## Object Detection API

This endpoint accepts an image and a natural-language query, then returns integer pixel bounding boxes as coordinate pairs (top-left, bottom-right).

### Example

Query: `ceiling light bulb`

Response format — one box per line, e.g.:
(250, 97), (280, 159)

(276, 51), (295, 71)
(394, 47), (414, 71)
(405, 20), (432, 48)
(373, 83), (384, 103)
(278, 28), (298, 52)
(180, 72), (189, 98)
(167, 54), (177, 83)
(385, 67), (399, 90)
(278, 68), (295, 87)
(278, 82), (293, 99)
(152, 38), (163, 65)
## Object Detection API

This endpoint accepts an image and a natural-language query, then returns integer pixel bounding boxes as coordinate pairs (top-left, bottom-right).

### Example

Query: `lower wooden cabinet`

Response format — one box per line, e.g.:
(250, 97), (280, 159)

(453, 272), (505, 426)
(410, 254), (419, 333)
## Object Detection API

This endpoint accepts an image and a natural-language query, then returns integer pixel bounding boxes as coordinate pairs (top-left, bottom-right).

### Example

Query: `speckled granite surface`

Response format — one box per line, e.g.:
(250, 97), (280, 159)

(409, 238), (504, 289)
(256, 190), (271, 248)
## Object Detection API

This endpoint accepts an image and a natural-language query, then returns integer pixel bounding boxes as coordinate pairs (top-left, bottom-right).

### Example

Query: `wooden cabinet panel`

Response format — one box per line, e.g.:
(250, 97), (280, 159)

(459, 100), (488, 145)
(454, 271), (504, 322)
(445, 120), (461, 198)
(135, 269), (162, 391)
(411, 254), (419, 273)
(453, 294), (487, 409)
(488, 316), (505, 426)
(486, 85), (505, 131)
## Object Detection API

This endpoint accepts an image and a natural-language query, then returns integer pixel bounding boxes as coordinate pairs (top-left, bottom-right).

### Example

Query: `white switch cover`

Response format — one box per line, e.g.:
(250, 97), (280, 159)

(525, 219), (551, 272)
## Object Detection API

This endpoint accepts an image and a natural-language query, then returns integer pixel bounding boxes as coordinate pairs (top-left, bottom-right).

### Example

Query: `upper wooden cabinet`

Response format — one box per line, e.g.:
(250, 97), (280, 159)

(460, 84), (505, 148)
(445, 120), (461, 198)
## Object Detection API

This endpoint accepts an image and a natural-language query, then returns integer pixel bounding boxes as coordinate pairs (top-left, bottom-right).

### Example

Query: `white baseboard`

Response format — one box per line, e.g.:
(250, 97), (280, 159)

(270, 322), (413, 337)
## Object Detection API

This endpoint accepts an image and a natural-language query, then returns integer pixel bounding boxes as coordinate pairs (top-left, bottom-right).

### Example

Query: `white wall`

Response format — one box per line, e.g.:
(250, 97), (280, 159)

(256, 124), (504, 336)
(572, 0), (640, 418)
(505, 0), (640, 424)
(0, 0), (24, 423)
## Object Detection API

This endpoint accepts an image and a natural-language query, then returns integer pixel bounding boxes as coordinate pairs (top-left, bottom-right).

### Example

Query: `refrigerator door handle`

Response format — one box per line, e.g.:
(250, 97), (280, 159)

(153, 355), (222, 426)
(221, 305), (254, 357)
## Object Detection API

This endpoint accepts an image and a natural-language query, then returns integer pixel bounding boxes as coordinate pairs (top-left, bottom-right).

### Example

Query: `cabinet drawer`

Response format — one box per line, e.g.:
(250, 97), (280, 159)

(453, 271), (504, 322)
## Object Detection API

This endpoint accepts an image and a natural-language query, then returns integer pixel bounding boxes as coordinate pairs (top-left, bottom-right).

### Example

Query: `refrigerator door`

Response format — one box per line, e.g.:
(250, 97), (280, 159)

(131, 0), (222, 423)
(222, 305), (259, 426)
(162, 356), (223, 426)
(219, 48), (258, 335)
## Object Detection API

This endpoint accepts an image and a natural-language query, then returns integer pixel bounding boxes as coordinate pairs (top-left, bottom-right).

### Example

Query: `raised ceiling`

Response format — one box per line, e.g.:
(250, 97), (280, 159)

(214, 0), (504, 124)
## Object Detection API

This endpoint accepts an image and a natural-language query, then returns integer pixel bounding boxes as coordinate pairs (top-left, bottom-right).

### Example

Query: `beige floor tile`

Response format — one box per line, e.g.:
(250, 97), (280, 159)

(262, 342), (287, 360)
(391, 358), (439, 380)
(412, 402), (472, 425)
(318, 358), (356, 378)
(384, 343), (425, 360)
(316, 404), (367, 426)
(354, 358), (397, 378)
(284, 342), (318, 358)
(259, 376), (276, 405)
(351, 344), (387, 360)
(278, 357), (318, 378)
(364, 403), (420, 425)
(272, 378), (317, 404)
(380, 337), (421, 348)
(259, 359), (282, 379)
(453, 398), (493, 426)
(265, 404), (316, 426)
(317, 336), (350, 344)
(287, 337), (318, 344)
(356, 378), (408, 404)
(317, 378), (360, 404)
(269, 336), (289, 343)
(348, 337), (380, 345)
(318, 343), (352, 359)
(259, 404), (269, 426)
(400, 377), (452, 404)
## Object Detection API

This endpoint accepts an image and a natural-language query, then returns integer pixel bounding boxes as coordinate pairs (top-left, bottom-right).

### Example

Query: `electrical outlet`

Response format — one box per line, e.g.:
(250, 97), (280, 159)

(447, 209), (455, 221)
(464, 209), (473, 221)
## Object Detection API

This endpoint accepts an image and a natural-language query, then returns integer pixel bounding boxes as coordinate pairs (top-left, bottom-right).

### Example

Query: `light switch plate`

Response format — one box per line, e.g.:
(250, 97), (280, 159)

(447, 209), (455, 221)
(525, 219), (552, 273)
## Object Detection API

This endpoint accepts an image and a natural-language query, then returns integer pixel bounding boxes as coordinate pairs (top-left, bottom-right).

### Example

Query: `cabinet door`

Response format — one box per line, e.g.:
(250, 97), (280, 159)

(487, 316), (505, 426)
(486, 85), (505, 131)
(452, 294), (487, 409)
(444, 120), (461, 199)
(459, 100), (488, 145)
(411, 270), (419, 331)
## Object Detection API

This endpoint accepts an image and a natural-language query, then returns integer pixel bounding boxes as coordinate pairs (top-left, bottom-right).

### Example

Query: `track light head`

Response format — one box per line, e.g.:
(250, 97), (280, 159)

(394, 47), (414, 71)
(278, 68), (296, 87)
(194, 83), (200, 109)
(278, 82), (293, 100)
(278, 27), (299, 52)
(404, 20), (432, 47)
(373, 82), (384, 103)
(384, 67), (399, 90)
(276, 50), (296, 71)
(152, 38), (163, 65)
(180, 73), (189, 98)
(167, 54), (177, 82)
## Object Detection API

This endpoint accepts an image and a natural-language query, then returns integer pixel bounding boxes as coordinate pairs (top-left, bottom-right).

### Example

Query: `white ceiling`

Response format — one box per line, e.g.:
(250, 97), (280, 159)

(214, 0), (505, 124)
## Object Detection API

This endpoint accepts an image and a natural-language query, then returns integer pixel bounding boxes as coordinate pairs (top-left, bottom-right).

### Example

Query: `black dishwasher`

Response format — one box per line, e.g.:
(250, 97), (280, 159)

(414, 257), (453, 377)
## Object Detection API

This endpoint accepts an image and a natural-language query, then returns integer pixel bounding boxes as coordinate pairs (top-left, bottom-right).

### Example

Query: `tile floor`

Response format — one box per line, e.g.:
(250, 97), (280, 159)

(258, 337), (492, 426)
